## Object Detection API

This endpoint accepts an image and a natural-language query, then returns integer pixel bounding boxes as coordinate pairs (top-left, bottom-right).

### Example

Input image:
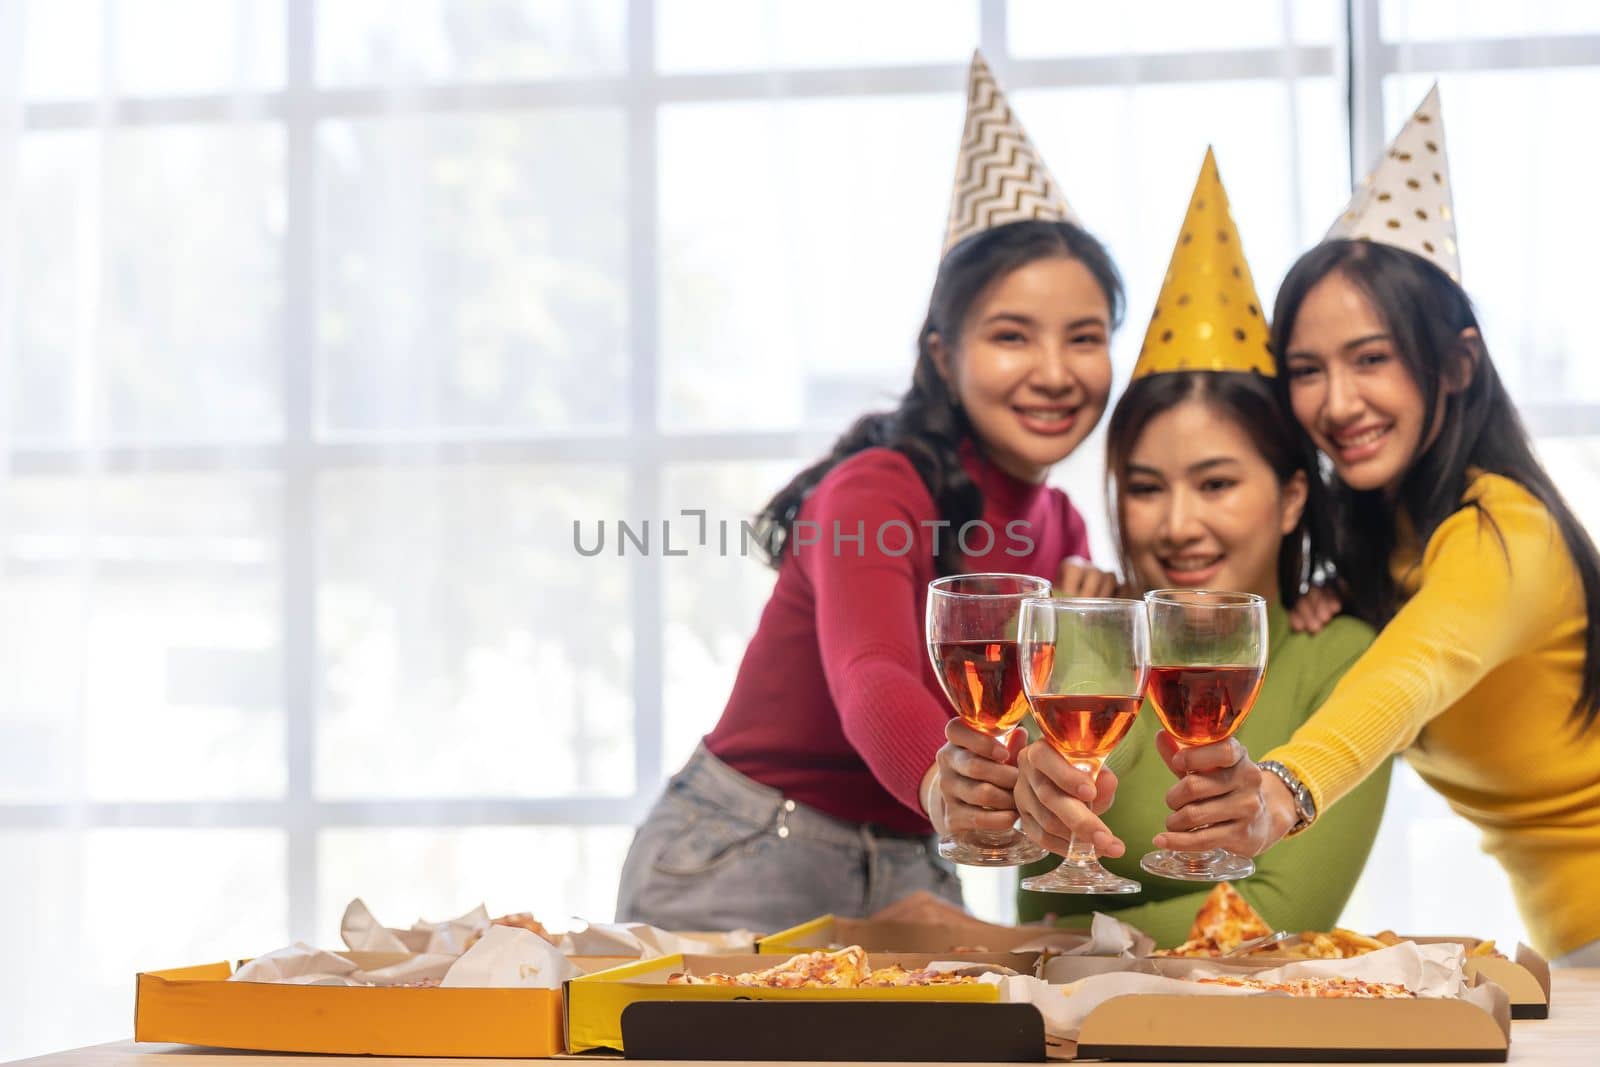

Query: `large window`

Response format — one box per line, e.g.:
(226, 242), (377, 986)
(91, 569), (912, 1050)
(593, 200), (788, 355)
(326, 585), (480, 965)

(3, 2), (1597, 1058)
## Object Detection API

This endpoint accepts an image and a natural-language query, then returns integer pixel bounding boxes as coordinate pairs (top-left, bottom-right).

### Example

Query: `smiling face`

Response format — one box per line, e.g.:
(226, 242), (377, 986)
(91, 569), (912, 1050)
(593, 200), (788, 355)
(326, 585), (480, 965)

(1118, 397), (1306, 602)
(1282, 271), (1431, 493)
(934, 256), (1113, 483)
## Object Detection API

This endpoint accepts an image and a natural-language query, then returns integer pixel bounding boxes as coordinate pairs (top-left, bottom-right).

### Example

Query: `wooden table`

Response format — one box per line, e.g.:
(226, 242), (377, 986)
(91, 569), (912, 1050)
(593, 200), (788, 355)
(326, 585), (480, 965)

(10, 969), (1597, 1067)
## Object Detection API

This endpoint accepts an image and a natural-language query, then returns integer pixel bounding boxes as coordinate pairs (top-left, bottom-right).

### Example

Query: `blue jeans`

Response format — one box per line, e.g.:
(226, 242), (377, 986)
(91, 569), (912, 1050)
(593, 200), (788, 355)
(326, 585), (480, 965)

(616, 743), (963, 931)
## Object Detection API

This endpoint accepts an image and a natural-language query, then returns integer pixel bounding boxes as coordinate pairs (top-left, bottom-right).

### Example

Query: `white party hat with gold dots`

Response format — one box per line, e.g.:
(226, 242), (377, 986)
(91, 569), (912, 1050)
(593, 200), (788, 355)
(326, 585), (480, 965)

(1327, 84), (1460, 280)
(943, 51), (1081, 255)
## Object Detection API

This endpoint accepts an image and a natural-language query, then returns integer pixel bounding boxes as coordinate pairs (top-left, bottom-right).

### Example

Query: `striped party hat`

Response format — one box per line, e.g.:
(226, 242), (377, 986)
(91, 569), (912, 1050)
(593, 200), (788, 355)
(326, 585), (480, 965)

(943, 51), (1080, 255)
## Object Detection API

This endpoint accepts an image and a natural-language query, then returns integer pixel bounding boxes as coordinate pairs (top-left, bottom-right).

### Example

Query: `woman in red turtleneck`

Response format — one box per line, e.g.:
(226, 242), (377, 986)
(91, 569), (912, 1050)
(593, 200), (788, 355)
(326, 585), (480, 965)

(615, 219), (1125, 931)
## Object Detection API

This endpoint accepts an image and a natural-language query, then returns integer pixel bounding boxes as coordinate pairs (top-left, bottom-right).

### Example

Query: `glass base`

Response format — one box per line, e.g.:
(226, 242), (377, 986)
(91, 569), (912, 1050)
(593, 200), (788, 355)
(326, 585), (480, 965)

(1140, 848), (1255, 882)
(938, 829), (1049, 867)
(1021, 857), (1141, 895)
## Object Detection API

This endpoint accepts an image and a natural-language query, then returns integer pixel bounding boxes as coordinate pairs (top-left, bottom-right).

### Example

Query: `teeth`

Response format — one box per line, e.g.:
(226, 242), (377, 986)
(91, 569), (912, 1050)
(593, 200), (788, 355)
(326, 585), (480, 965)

(1020, 408), (1072, 421)
(1339, 425), (1389, 449)
(1164, 558), (1219, 573)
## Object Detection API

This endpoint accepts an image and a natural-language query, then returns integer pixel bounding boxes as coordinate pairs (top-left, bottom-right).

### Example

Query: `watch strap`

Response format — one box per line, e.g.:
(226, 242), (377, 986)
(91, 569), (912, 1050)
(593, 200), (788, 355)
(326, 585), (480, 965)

(1259, 759), (1317, 837)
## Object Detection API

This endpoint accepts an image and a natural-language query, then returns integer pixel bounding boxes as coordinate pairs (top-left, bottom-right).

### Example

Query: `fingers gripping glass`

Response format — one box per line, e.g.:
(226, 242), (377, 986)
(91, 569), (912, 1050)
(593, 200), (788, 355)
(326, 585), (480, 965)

(926, 573), (1052, 867)
(1139, 589), (1268, 882)
(1018, 597), (1147, 895)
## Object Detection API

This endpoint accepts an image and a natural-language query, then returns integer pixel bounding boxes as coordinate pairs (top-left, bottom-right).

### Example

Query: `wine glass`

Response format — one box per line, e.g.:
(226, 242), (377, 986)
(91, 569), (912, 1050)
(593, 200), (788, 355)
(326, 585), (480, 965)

(1018, 596), (1148, 894)
(926, 573), (1053, 867)
(1139, 589), (1268, 882)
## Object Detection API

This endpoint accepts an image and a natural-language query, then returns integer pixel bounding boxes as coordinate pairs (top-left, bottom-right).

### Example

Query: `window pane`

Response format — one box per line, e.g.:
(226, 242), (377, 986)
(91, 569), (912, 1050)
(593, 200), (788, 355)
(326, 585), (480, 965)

(16, 125), (285, 445)
(0, 474), (284, 803)
(1536, 436), (1600, 540)
(316, 465), (633, 798)
(0, 829), (286, 1063)
(1384, 69), (1600, 407)
(22, 0), (285, 100)
(317, 825), (633, 943)
(1009, 0), (1337, 57)
(1016, 77), (1347, 383)
(657, 0), (977, 73)
(116, 0), (285, 96)
(1382, 0), (1600, 40)
(316, 113), (625, 434)
(659, 94), (961, 433)
(660, 462), (788, 778)
(318, 0), (625, 86)
(20, 0), (103, 101)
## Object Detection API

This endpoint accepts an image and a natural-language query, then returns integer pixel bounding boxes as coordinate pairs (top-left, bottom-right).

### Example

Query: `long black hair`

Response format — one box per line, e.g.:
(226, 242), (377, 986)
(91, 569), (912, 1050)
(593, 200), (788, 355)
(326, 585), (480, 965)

(1105, 371), (1308, 608)
(1271, 239), (1600, 730)
(753, 219), (1125, 576)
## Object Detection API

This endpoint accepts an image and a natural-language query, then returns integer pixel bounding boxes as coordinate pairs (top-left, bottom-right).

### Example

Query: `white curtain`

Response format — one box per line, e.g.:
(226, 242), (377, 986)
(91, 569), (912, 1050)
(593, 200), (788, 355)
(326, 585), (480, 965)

(3, 1), (1597, 1058)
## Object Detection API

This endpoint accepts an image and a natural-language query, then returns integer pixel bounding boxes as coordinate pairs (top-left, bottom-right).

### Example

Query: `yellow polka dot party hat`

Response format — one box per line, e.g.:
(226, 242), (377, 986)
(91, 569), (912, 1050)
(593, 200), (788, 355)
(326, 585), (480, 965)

(1131, 147), (1273, 380)
(1326, 83), (1459, 281)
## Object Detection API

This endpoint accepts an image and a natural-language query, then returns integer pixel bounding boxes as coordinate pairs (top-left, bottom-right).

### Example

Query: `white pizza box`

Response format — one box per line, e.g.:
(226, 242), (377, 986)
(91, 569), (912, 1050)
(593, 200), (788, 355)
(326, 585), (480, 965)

(1041, 952), (1512, 1061)
(1241, 936), (1551, 1019)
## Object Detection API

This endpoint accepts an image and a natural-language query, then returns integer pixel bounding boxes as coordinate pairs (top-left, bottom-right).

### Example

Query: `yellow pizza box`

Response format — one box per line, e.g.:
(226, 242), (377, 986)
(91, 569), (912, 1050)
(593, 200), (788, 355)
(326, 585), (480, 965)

(135, 951), (631, 1057)
(759, 913), (1087, 955)
(565, 951), (1032, 1055)
(1243, 937), (1551, 1020)
(1043, 955), (1513, 1062)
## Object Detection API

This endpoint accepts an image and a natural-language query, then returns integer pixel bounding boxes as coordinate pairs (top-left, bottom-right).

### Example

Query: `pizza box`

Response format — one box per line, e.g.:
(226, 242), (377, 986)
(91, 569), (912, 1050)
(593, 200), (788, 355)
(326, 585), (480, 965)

(135, 951), (632, 1056)
(1041, 954), (1513, 1062)
(564, 951), (1042, 1057)
(1231, 937), (1550, 1020)
(759, 913), (1088, 955)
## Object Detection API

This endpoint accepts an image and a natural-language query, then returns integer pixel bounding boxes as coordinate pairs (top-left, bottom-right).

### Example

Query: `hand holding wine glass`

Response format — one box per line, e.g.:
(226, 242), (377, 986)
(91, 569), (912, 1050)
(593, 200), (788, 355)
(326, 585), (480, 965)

(1014, 744), (1125, 858)
(926, 573), (1053, 867)
(1139, 589), (1268, 882)
(932, 716), (1027, 839)
(1149, 731), (1299, 857)
(1017, 596), (1148, 894)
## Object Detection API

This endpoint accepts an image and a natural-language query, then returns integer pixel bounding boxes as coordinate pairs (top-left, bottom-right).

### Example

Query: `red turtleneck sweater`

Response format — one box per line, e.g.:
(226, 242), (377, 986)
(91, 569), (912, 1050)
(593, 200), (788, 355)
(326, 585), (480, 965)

(704, 440), (1091, 834)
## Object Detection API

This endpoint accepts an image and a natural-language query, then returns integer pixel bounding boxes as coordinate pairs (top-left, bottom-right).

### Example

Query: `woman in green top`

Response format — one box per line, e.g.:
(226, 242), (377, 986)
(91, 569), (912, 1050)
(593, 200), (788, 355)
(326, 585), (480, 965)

(931, 370), (1392, 947)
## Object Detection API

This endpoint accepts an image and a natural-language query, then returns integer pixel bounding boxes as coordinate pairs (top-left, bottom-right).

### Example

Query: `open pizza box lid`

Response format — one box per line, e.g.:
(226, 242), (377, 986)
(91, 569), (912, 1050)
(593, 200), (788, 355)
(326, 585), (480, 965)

(759, 913), (1088, 955)
(564, 951), (1038, 1056)
(1042, 954), (1511, 1062)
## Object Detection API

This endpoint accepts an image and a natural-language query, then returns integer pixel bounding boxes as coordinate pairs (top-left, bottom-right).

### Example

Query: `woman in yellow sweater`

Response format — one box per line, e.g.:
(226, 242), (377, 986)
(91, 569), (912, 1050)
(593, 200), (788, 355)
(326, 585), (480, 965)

(1043, 92), (1600, 963)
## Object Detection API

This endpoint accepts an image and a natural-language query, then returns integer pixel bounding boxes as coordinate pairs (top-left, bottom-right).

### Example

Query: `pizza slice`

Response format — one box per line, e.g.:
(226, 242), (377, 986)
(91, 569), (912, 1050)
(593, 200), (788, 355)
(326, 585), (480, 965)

(665, 946), (978, 989)
(1195, 974), (1416, 999)
(461, 911), (556, 951)
(858, 964), (979, 987)
(491, 912), (555, 942)
(1190, 883), (1271, 951)
(791, 945), (870, 987)
(1153, 937), (1221, 958)
(667, 946), (868, 988)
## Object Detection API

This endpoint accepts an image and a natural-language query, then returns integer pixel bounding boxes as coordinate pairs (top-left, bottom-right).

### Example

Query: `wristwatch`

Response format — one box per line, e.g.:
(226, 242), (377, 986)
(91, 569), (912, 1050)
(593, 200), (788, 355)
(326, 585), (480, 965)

(1258, 760), (1317, 837)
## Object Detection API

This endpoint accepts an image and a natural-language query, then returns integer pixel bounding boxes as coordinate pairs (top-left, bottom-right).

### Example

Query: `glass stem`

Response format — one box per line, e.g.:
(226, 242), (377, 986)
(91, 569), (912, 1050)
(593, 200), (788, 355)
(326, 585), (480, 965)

(971, 726), (1021, 847)
(1064, 830), (1098, 866)
(1063, 758), (1102, 865)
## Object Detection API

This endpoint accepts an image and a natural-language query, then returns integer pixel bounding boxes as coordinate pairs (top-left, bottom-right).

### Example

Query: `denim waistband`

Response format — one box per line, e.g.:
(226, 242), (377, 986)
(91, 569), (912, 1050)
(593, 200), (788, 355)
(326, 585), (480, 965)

(670, 743), (934, 851)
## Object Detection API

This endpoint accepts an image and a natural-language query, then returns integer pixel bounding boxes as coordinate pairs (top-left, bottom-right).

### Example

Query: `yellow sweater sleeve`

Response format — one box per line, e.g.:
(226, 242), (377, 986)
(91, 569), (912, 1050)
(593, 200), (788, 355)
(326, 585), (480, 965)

(1265, 477), (1578, 813)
